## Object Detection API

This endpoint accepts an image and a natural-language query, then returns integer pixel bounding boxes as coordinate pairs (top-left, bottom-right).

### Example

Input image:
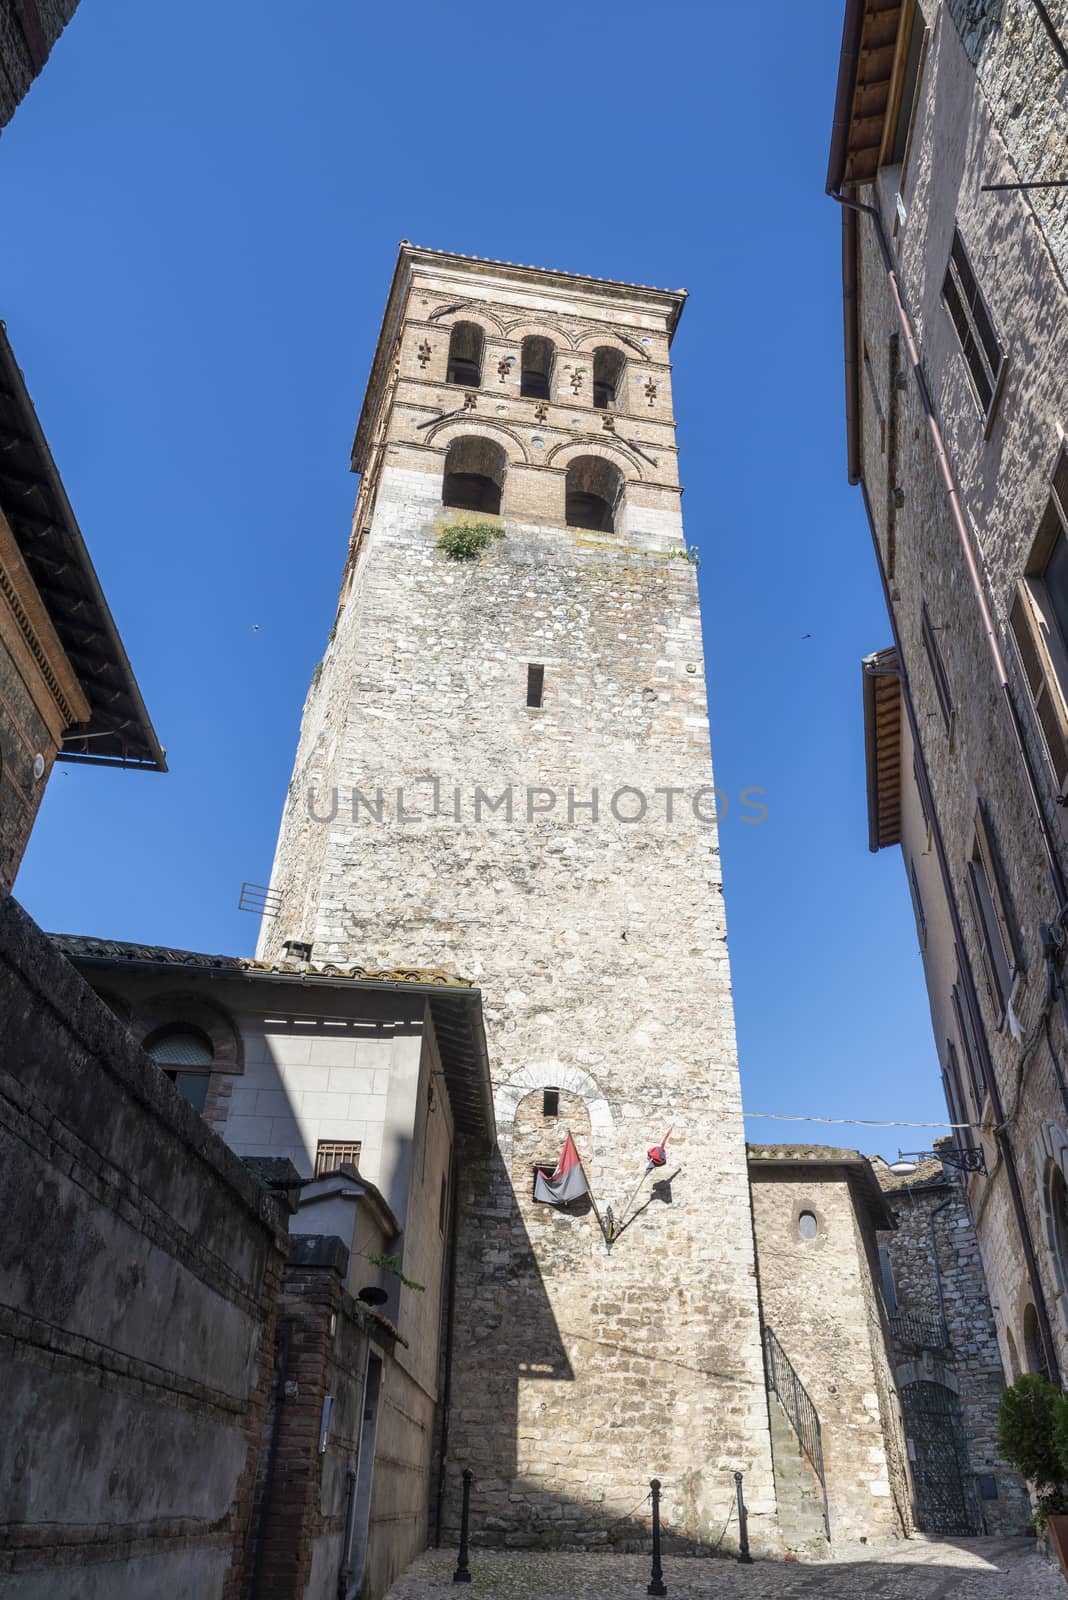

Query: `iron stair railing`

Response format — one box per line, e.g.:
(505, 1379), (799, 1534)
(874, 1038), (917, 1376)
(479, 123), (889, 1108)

(763, 1325), (831, 1541)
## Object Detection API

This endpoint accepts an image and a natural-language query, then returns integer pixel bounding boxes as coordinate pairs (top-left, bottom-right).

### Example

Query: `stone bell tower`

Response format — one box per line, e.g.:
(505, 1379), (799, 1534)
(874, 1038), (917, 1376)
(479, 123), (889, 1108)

(259, 243), (776, 1551)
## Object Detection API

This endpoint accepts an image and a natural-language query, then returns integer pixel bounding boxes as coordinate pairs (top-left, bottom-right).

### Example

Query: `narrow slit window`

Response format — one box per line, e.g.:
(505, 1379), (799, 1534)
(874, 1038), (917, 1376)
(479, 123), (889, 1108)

(527, 664), (544, 708)
(921, 602), (953, 733)
(542, 1087), (559, 1117)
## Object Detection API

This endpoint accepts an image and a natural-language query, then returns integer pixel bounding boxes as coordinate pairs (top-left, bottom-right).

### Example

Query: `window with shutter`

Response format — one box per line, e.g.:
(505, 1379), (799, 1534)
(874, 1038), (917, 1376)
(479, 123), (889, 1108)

(1009, 451), (1068, 796)
(965, 807), (1019, 1025)
(942, 226), (1004, 421)
(951, 977), (985, 1117)
(909, 856), (927, 949)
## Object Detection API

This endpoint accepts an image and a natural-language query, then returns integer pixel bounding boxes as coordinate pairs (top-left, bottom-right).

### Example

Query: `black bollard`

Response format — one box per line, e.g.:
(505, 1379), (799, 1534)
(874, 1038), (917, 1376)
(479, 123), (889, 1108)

(453, 1467), (473, 1583)
(734, 1471), (753, 1565)
(647, 1478), (667, 1597)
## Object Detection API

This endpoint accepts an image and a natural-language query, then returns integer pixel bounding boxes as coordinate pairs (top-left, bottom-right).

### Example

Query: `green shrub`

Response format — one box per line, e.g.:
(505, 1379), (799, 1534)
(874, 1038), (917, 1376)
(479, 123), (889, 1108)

(997, 1373), (1063, 1489)
(436, 522), (505, 561)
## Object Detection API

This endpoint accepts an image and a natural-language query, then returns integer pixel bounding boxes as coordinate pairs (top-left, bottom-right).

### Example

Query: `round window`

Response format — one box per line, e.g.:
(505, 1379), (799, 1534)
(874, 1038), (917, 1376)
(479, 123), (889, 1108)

(798, 1210), (818, 1240)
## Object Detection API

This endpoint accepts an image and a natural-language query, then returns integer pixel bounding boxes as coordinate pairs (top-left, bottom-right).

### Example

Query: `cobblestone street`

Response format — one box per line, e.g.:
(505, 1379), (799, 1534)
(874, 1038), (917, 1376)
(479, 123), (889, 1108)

(383, 1538), (1064, 1599)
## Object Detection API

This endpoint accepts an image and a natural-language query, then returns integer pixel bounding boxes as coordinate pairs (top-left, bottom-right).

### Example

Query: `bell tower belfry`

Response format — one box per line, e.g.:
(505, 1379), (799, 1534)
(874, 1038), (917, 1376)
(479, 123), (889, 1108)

(259, 243), (777, 1551)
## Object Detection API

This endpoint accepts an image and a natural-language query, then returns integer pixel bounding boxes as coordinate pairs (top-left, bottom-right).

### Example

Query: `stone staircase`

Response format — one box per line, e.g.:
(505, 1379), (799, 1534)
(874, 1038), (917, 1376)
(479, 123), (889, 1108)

(768, 1382), (831, 1555)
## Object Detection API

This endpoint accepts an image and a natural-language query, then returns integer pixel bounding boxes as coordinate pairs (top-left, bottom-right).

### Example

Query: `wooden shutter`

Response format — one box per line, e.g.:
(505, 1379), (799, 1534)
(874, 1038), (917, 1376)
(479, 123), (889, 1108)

(1009, 585), (1068, 790)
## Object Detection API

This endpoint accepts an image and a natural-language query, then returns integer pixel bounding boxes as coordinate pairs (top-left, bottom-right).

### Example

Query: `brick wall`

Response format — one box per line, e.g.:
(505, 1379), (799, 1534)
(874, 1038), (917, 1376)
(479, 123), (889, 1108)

(0, 894), (288, 1598)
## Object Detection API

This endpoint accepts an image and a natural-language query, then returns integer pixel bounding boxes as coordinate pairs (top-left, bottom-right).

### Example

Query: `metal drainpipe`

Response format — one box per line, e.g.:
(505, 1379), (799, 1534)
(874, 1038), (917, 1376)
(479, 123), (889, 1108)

(857, 475), (1062, 1386)
(928, 1193), (954, 1342)
(830, 188), (1068, 913)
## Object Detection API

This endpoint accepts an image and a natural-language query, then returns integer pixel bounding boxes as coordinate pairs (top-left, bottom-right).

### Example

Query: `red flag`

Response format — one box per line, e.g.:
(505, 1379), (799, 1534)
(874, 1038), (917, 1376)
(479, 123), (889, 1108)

(645, 1130), (671, 1173)
(533, 1132), (590, 1206)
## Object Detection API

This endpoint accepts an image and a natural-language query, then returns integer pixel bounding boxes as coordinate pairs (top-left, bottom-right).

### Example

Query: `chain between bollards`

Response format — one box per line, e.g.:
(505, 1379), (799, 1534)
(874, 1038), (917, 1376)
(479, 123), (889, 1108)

(453, 1467), (473, 1584)
(734, 1471), (753, 1565)
(647, 1477), (666, 1596)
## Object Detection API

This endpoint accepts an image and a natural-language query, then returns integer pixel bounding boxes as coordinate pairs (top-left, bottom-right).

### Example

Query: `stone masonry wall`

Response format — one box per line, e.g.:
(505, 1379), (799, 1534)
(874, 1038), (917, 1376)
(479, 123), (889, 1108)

(877, 1168), (1031, 1535)
(0, 0), (80, 131)
(854, 0), (1068, 1392)
(0, 893), (289, 1599)
(0, 635), (53, 891)
(257, 253), (778, 1554)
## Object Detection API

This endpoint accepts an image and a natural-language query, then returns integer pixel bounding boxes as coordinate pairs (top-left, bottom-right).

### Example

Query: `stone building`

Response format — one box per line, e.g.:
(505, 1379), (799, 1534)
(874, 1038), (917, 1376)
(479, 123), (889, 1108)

(254, 242), (779, 1554)
(871, 1148), (1031, 1537)
(53, 932), (495, 1600)
(0, 0), (80, 131)
(0, 325), (164, 888)
(830, 0), (1068, 1390)
(748, 1147), (911, 1550)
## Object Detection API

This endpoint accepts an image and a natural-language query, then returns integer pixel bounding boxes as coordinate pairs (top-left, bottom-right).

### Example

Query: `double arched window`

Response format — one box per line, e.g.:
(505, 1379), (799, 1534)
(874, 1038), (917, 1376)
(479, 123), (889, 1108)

(446, 322), (484, 387)
(442, 436), (506, 515)
(565, 456), (623, 534)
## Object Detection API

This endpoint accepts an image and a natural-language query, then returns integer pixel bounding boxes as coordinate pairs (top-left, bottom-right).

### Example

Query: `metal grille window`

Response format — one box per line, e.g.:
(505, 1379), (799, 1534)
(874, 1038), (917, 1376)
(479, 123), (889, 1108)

(942, 227), (1004, 417)
(145, 1027), (213, 1113)
(1009, 450), (1068, 794)
(315, 1140), (362, 1177)
(921, 602), (953, 733)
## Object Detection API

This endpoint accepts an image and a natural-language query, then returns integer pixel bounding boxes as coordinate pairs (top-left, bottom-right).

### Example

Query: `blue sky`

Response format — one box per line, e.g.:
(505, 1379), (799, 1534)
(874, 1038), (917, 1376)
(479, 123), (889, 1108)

(1, 0), (946, 1159)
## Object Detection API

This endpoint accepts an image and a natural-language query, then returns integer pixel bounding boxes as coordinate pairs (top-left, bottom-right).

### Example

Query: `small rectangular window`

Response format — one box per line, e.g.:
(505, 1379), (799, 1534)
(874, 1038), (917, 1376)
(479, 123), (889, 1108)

(315, 1140), (362, 1177)
(527, 664), (544, 709)
(942, 227), (1004, 420)
(921, 602), (953, 734)
(942, 1039), (970, 1156)
(878, 1245), (898, 1317)
(439, 1173), (448, 1234)
(542, 1088), (559, 1117)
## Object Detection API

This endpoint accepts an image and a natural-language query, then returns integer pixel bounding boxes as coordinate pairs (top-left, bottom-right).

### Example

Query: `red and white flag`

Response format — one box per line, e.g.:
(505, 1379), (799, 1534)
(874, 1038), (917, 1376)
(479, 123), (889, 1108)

(533, 1132), (590, 1206)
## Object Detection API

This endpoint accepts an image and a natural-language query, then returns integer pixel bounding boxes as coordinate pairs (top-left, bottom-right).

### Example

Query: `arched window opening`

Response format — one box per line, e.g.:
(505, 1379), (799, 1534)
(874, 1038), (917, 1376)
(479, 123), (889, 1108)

(145, 1026), (213, 1113)
(446, 322), (484, 387)
(520, 336), (554, 400)
(593, 346), (625, 410)
(565, 455), (623, 534)
(1046, 1160), (1068, 1290)
(1023, 1302), (1050, 1379)
(442, 435), (506, 516)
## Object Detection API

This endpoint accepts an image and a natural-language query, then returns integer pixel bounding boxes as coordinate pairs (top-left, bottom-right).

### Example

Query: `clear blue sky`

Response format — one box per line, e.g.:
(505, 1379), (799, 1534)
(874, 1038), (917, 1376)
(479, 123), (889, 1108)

(1, 0), (946, 1159)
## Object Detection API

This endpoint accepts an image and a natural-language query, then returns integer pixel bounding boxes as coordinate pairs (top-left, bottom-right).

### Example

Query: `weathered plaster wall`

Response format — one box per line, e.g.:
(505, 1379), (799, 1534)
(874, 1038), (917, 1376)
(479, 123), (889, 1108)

(0, 895), (287, 1598)
(256, 255), (777, 1553)
(855, 0), (1068, 1392)
(749, 1164), (909, 1545)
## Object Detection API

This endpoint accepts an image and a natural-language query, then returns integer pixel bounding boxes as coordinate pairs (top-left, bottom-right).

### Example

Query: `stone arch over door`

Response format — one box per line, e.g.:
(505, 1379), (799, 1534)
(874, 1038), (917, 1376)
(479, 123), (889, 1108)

(494, 1061), (613, 1159)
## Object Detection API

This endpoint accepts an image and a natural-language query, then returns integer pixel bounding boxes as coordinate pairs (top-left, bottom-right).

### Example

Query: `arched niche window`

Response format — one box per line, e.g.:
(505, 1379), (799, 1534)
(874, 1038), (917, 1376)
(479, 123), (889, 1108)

(565, 455), (623, 534)
(520, 336), (554, 400)
(1046, 1159), (1068, 1293)
(446, 322), (484, 387)
(592, 346), (625, 410)
(442, 435), (506, 515)
(1022, 1302), (1050, 1379)
(145, 1025), (213, 1113)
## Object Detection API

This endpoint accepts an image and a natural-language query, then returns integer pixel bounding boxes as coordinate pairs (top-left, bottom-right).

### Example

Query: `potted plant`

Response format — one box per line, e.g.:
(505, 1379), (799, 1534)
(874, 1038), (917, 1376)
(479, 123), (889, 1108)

(997, 1374), (1068, 1578)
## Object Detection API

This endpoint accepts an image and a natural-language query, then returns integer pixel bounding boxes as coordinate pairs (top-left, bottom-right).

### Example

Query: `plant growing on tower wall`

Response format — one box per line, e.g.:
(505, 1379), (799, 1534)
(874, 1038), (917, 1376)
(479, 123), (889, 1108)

(436, 522), (505, 561)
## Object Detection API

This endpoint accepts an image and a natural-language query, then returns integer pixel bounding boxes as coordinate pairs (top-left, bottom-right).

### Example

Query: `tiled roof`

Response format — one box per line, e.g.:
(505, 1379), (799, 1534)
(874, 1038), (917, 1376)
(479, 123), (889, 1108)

(871, 1154), (947, 1194)
(50, 932), (473, 989)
